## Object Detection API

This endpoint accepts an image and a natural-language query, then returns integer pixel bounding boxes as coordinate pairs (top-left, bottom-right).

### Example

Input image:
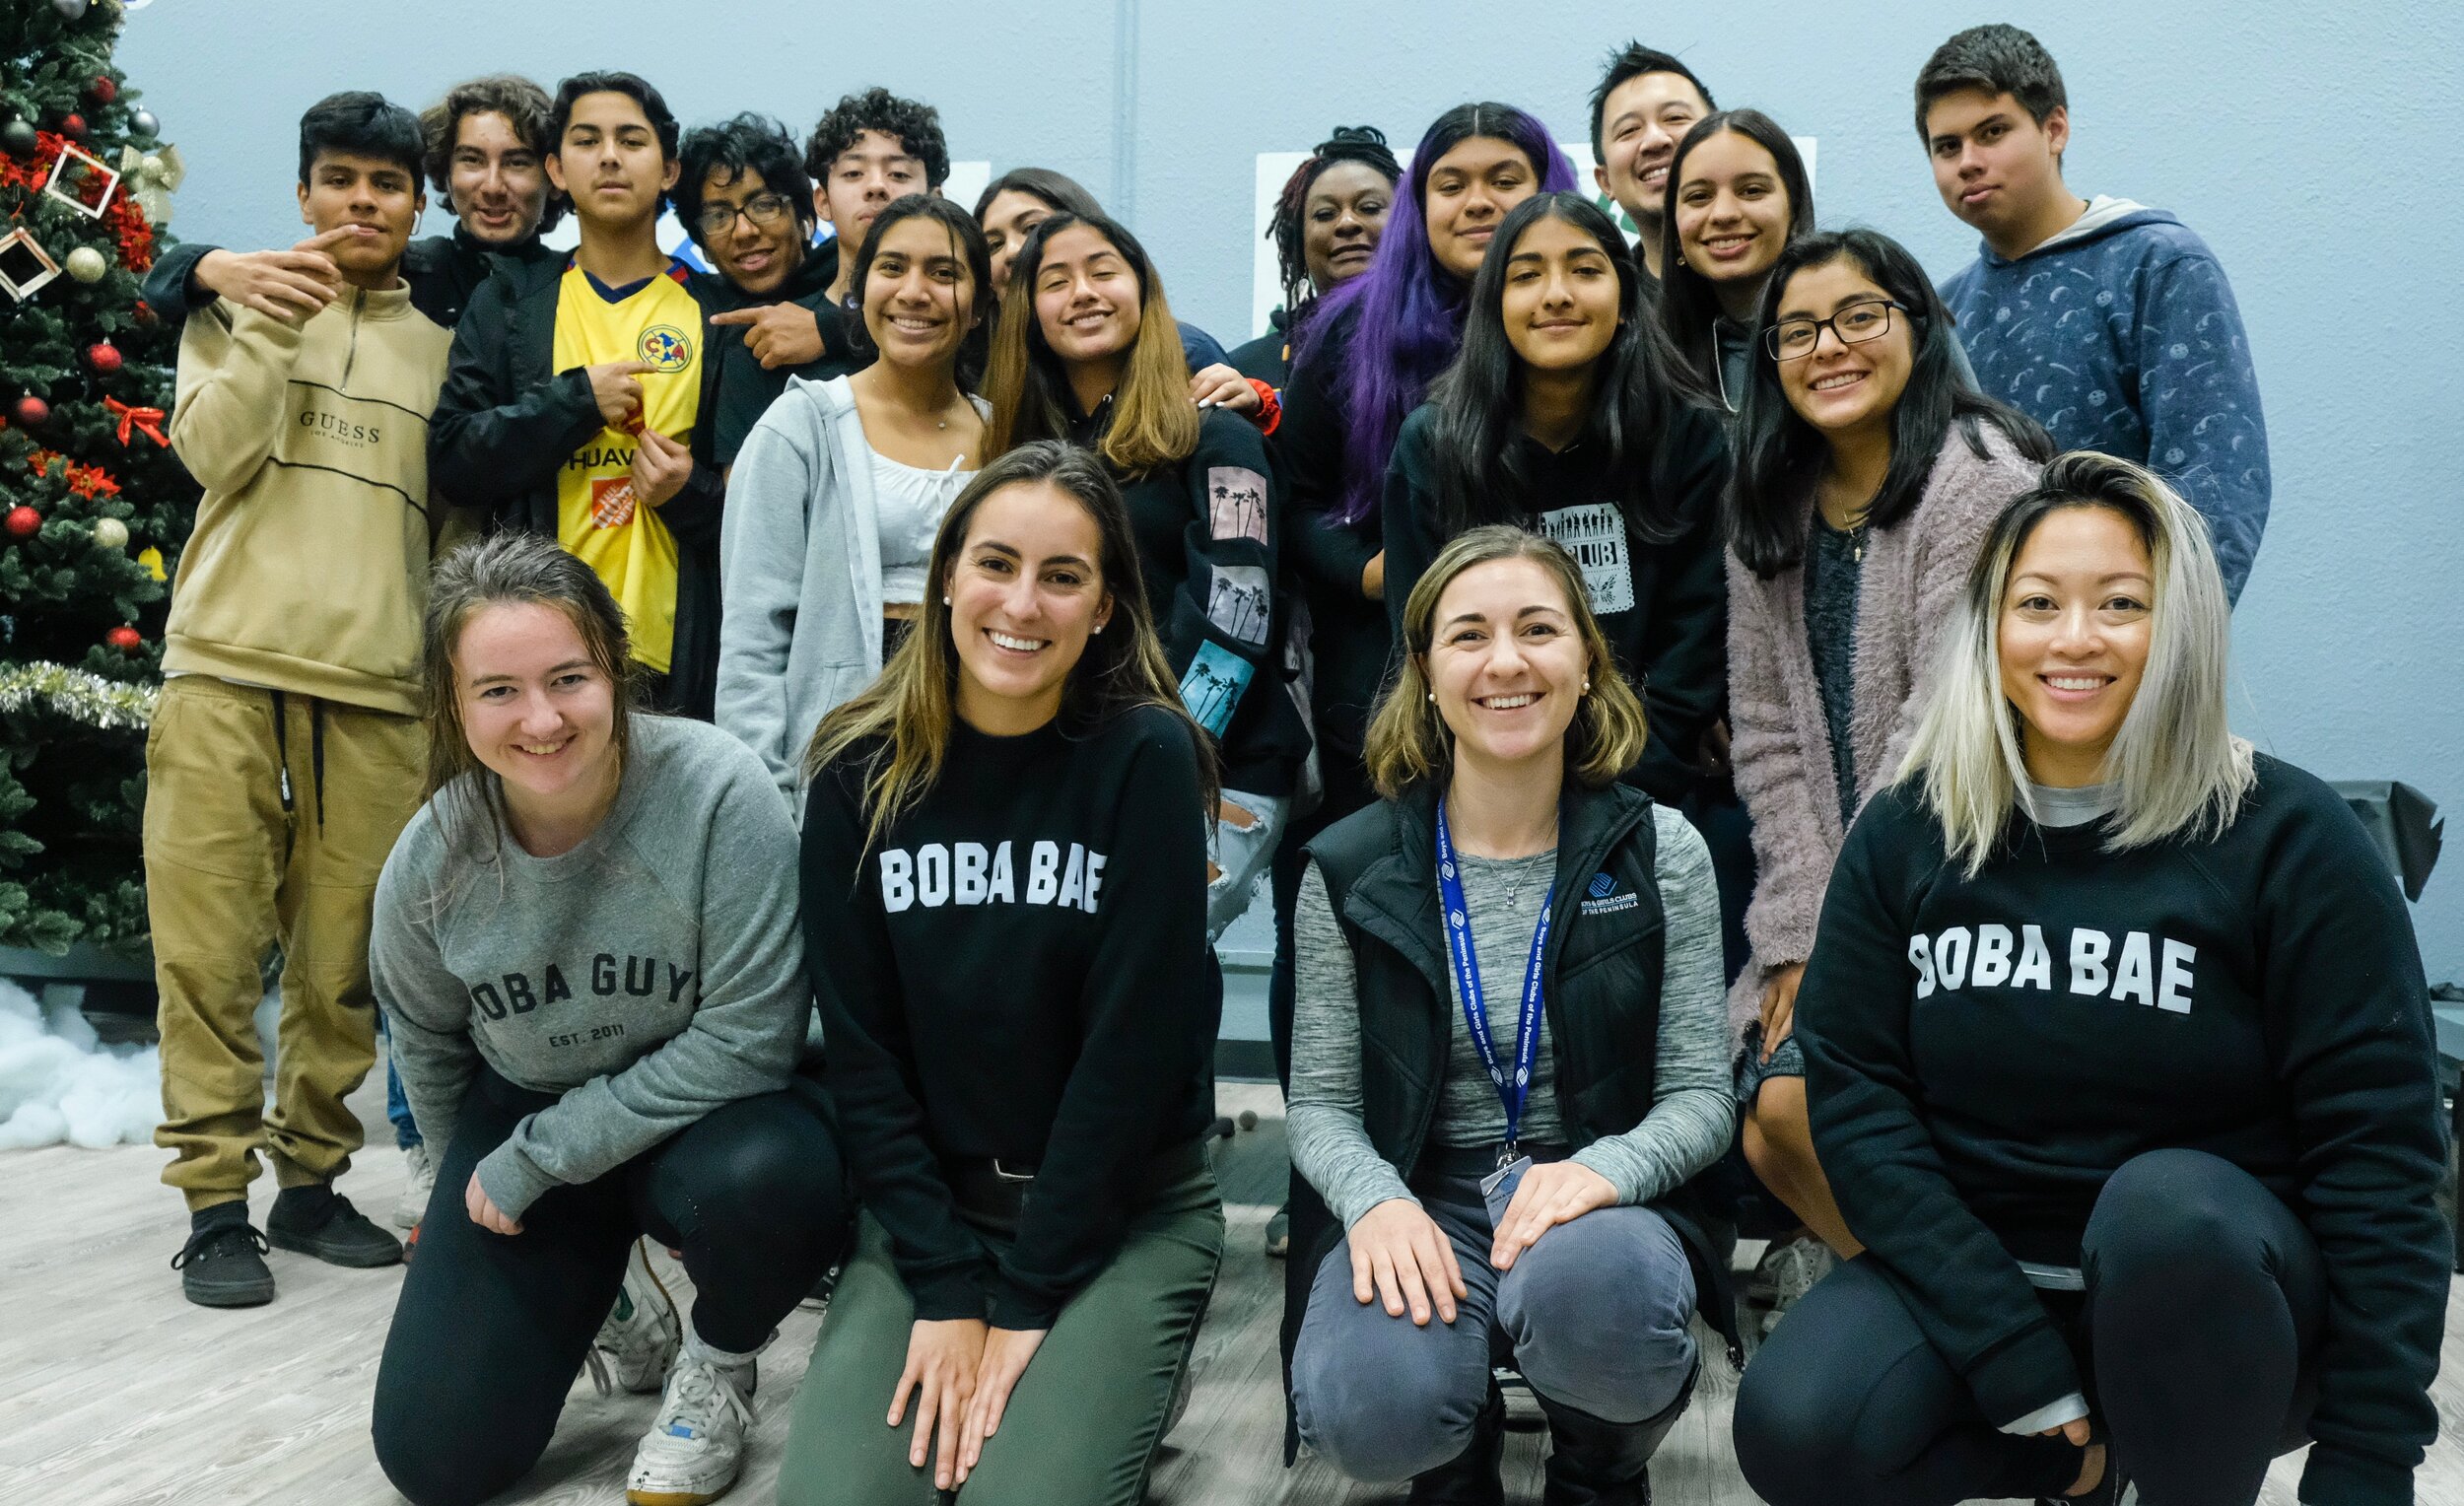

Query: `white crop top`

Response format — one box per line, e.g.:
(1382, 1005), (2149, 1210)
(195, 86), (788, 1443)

(871, 449), (972, 605)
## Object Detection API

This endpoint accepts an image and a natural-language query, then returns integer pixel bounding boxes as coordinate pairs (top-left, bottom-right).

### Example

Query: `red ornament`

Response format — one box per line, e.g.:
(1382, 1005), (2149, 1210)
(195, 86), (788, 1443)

(133, 299), (157, 324)
(89, 77), (117, 106)
(11, 396), (47, 429)
(86, 340), (121, 376)
(106, 626), (143, 653)
(5, 506), (40, 539)
(59, 113), (86, 140)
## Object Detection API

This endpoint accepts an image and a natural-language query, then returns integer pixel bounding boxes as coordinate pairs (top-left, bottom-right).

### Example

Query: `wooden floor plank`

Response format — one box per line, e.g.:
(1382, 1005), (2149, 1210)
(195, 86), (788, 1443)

(1, 1079), (2456, 1504)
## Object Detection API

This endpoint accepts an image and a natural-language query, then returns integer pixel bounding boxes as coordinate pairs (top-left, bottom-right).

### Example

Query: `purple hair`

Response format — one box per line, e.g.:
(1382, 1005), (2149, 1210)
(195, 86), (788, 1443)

(1294, 102), (1579, 525)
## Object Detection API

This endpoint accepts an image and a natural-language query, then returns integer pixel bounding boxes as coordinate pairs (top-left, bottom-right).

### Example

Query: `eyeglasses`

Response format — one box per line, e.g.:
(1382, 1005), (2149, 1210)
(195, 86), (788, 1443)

(1766, 299), (1909, 361)
(694, 191), (797, 237)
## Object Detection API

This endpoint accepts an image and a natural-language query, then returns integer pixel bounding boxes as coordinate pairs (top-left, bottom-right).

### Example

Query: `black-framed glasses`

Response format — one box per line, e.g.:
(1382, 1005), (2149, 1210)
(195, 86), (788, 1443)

(1766, 299), (1909, 361)
(694, 191), (796, 237)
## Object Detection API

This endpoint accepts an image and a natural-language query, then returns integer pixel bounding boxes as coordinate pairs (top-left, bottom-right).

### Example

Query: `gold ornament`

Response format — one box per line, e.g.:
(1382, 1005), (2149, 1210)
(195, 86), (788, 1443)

(92, 517), (129, 551)
(65, 245), (107, 283)
(116, 143), (183, 226)
(136, 545), (166, 582)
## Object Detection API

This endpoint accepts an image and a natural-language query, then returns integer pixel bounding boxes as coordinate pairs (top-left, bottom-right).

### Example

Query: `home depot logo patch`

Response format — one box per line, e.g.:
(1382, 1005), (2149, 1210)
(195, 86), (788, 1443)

(589, 475), (638, 528)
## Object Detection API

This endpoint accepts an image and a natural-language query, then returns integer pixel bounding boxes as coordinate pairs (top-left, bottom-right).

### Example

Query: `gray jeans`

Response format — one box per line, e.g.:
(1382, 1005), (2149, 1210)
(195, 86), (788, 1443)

(1290, 1153), (1698, 1482)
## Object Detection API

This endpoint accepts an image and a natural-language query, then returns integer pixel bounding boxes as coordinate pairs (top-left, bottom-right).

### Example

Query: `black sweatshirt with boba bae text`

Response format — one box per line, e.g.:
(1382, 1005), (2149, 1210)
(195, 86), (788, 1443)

(1800, 756), (2448, 1506)
(801, 705), (1218, 1329)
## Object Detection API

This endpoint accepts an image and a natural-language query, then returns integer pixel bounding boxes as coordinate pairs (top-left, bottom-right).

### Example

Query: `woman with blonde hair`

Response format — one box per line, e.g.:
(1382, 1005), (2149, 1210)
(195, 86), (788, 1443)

(1282, 524), (1736, 1503)
(779, 442), (1224, 1504)
(369, 532), (846, 1506)
(1733, 455), (2448, 1506)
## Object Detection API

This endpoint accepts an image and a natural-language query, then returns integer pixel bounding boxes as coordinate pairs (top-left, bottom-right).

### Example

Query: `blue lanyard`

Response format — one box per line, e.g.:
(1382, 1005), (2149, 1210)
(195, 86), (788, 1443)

(1434, 802), (1552, 1163)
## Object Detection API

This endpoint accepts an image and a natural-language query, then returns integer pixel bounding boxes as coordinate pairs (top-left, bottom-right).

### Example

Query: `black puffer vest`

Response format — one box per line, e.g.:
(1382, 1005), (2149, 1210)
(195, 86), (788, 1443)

(1278, 778), (1741, 1459)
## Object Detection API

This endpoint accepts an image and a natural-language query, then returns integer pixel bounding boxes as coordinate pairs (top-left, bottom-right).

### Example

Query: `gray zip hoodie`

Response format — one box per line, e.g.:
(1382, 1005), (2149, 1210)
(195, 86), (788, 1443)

(717, 375), (989, 804)
(371, 714), (809, 1219)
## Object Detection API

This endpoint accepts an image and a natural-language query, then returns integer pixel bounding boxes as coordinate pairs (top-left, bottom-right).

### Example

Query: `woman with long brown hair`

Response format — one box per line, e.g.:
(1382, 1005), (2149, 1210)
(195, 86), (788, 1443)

(779, 442), (1224, 1505)
(986, 209), (1307, 940)
(369, 531), (845, 1506)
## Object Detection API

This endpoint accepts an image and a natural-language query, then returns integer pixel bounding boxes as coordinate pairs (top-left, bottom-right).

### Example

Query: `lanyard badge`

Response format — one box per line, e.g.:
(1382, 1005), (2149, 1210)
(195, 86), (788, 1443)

(1435, 803), (1552, 1169)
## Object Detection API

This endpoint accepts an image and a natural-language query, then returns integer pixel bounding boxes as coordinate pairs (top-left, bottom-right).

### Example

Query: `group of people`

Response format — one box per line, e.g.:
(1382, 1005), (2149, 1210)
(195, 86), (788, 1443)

(133, 21), (2445, 1506)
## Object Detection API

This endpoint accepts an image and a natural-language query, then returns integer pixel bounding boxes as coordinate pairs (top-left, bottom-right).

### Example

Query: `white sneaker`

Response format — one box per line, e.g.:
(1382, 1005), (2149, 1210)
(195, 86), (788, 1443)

(1754, 1235), (1837, 1337)
(391, 1141), (437, 1231)
(590, 1240), (682, 1395)
(625, 1335), (758, 1506)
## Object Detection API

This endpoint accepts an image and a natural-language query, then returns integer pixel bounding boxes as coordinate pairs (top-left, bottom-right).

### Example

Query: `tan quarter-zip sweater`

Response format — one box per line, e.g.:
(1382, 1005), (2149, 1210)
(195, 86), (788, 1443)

(165, 283), (451, 715)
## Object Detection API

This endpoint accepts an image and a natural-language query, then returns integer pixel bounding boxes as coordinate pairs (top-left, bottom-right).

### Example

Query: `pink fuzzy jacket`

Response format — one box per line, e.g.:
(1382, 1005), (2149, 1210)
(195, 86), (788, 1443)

(1725, 424), (2040, 1042)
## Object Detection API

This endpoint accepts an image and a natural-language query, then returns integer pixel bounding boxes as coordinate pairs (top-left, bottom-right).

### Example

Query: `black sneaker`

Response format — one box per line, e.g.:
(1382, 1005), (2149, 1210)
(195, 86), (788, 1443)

(172, 1217), (275, 1308)
(268, 1185), (403, 1268)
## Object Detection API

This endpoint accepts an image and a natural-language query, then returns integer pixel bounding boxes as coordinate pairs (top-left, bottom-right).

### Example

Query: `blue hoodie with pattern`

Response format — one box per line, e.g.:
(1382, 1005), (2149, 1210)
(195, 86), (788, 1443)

(1941, 197), (2269, 602)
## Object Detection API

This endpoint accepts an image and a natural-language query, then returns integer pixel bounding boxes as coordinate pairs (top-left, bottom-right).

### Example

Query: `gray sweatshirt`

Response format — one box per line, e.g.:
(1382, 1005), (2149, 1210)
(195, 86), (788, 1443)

(717, 374), (990, 804)
(371, 714), (809, 1219)
(1289, 803), (1735, 1229)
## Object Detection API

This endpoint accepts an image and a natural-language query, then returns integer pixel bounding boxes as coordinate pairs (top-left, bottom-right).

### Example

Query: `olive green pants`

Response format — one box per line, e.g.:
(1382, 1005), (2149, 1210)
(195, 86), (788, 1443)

(145, 675), (426, 1210)
(780, 1165), (1224, 1505)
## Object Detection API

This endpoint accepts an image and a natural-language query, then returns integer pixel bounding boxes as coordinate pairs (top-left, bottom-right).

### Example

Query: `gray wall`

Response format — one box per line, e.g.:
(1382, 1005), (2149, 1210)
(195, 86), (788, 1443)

(121, 0), (2464, 980)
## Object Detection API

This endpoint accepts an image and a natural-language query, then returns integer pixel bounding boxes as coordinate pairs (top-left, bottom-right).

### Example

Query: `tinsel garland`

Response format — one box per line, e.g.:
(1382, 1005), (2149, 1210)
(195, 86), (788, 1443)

(0, 661), (155, 728)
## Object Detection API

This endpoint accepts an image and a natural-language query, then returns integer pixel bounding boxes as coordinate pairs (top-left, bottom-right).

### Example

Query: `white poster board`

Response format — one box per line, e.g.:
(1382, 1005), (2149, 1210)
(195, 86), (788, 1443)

(1248, 139), (1815, 340)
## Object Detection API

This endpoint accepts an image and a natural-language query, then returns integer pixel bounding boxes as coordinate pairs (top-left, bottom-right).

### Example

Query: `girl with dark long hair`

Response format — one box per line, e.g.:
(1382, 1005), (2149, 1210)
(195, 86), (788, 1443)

(1384, 191), (1730, 805)
(1723, 227), (2049, 1327)
(1656, 109), (1814, 409)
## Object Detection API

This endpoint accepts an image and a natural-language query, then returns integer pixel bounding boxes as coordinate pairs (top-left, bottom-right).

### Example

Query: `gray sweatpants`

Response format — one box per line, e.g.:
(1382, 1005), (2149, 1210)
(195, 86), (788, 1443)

(1291, 1155), (1697, 1482)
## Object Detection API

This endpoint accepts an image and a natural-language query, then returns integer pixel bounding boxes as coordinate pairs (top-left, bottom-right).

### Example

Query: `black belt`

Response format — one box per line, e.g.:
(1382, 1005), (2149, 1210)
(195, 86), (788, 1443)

(942, 1136), (1208, 1233)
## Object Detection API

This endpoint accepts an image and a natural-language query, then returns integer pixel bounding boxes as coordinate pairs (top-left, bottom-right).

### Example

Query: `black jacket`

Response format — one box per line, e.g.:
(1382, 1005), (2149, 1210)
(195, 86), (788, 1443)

(1382, 402), (1732, 805)
(1273, 303), (1387, 767)
(1279, 777), (1739, 1456)
(140, 225), (556, 332)
(1227, 307), (1289, 388)
(1071, 399), (1311, 797)
(427, 252), (727, 718)
(702, 238), (864, 466)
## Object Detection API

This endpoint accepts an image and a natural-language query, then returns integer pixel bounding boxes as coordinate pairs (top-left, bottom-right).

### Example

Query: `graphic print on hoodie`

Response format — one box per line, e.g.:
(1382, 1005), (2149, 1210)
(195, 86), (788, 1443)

(1940, 196), (2269, 601)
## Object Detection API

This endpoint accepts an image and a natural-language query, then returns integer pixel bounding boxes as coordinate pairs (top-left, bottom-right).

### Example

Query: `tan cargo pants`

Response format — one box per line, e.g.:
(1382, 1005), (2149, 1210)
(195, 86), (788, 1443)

(144, 675), (427, 1211)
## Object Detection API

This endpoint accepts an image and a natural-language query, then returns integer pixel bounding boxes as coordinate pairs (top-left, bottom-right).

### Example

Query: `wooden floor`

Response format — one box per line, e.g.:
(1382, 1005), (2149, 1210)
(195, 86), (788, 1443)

(2, 1078), (2459, 1506)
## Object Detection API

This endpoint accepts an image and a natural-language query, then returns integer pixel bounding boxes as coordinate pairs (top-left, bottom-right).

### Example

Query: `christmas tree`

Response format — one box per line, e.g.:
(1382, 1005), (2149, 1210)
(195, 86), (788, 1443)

(0, 0), (197, 956)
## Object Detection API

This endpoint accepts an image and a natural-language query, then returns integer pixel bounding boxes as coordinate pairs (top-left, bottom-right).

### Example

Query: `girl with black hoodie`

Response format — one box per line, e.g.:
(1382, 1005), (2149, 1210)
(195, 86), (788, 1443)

(1382, 192), (1733, 813)
(986, 210), (1308, 937)
(1732, 456), (2449, 1506)
(780, 443), (1224, 1506)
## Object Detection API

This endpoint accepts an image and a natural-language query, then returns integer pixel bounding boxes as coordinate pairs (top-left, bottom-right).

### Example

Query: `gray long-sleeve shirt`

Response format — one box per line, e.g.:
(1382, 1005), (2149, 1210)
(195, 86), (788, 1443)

(371, 714), (809, 1219)
(1289, 802), (1735, 1229)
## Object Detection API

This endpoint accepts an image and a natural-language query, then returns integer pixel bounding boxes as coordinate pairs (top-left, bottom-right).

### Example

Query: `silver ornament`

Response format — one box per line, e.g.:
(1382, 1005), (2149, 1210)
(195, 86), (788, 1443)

(92, 517), (129, 551)
(52, 0), (90, 20)
(130, 108), (159, 140)
(65, 245), (107, 283)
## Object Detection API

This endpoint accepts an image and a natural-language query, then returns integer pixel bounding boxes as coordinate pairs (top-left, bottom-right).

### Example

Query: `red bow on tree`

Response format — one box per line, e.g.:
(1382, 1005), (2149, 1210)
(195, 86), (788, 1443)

(104, 395), (168, 447)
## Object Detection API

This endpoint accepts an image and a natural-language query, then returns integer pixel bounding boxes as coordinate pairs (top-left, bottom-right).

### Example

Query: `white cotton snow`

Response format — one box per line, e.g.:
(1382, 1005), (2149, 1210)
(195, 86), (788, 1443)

(0, 977), (164, 1149)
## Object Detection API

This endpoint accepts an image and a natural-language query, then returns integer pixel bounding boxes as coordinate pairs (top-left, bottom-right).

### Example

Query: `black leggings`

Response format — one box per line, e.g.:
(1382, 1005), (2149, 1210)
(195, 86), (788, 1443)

(371, 1067), (849, 1506)
(1735, 1149), (2324, 1506)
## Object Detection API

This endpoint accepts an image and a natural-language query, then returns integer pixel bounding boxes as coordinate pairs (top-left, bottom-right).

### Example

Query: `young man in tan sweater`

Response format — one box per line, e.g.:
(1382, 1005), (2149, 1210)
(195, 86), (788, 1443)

(157, 92), (452, 1307)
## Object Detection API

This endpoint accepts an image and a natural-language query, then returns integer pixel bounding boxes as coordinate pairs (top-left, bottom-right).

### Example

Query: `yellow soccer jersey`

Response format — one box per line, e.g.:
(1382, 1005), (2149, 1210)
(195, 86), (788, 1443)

(552, 259), (702, 673)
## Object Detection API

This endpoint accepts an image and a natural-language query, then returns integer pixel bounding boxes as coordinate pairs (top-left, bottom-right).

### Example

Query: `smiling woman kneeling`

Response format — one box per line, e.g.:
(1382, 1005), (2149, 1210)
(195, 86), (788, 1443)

(779, 442), (1223, 1505)
(1282, 526), (1736, 1504)
(1732, 456), (2449, 1506)
(370, 532), (847, 1506)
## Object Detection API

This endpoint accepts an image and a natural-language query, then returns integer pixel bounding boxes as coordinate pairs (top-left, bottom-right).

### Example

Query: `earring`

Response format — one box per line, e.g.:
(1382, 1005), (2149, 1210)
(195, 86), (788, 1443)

(1092, 623), (1105, 635)
(1426, 691), (1436, 703)
(941, 595), (951, 605)
(1583, 678), (1592, 693)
